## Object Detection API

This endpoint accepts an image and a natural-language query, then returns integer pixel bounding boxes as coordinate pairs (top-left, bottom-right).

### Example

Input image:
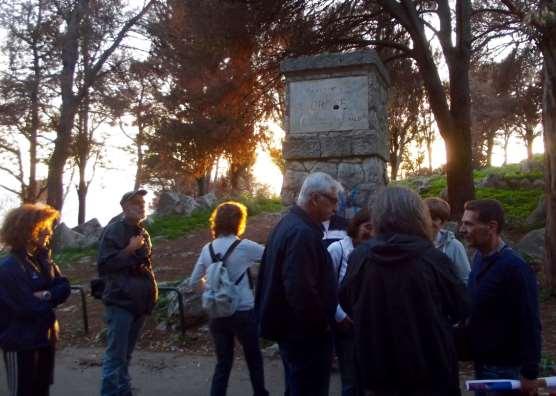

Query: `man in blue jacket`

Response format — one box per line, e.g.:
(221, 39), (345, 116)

(256, 172), (342, 396)
(98, 190), (158, 396)
(461, 199), (541, 396)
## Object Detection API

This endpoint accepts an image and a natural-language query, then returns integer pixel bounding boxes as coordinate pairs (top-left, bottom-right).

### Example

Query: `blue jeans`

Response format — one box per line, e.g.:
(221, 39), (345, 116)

(279, 332), (333, 396)
(474, 362), (521, 396)
(100, 305), (145, 396)
(209, 309), (268, 396)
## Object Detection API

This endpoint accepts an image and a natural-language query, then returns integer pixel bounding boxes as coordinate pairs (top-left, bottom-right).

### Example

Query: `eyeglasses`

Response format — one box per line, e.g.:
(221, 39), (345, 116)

(318, 192), (338, 205)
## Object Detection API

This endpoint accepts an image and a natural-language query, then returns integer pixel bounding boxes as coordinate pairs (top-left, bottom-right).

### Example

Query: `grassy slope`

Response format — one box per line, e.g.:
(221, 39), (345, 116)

(396, 158), (544, 230)
(53, 196), (283, 266)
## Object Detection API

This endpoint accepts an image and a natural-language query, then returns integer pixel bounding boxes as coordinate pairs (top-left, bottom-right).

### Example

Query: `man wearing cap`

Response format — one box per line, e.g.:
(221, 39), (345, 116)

(97, 189), (158, 396)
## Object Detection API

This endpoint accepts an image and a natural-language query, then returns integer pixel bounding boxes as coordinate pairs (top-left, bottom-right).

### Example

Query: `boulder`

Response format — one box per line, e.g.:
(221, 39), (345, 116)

(479, 174), (508, 189)
(72, 218), (103, 241)
(526, 196), (546, 227)
(52, 223), (86, 251)
(156, 192), (182, 216)
(166, 277), (207, 325)
(520, 158), (544, 174)
(533, 179), (545, 189)
(195, 192), (218, 209)
(515, 228), (545, 266)
(178, 195), (200, 215)
(156, 192), (200, 216)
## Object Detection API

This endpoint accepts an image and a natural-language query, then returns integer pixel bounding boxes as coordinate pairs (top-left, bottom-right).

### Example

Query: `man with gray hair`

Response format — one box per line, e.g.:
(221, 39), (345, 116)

(256, 172), (342, 396)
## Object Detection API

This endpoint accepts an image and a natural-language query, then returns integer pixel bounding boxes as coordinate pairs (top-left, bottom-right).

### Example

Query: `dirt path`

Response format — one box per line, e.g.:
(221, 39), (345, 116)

(0, 347), (480, 396)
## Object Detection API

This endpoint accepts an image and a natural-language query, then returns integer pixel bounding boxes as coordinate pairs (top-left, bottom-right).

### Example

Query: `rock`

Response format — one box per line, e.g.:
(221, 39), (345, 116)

(156, 192), (182, 216)
(195, 192), (218, 209)
(52, 223), (86, 251)
(72, 218), (103, 239)
(166, 277), (206, 324)
(533, 179), (545, 189)
(156, 192), (200, 216)
(526, 196), (546, 227)
(515, 228), (545, 266)
(520, 158), (544, 174)
(479, 174), (508, 189)
(439, 187), (449, 201)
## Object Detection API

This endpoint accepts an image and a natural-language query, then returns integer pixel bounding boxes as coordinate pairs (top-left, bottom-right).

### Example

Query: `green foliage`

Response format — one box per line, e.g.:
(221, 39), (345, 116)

(398, 161), (544, 229)
(146, 196), (283, 240)
(476, 187), (542, 227)
(54, 247), (97, 268)
(146, 209), (213, 240)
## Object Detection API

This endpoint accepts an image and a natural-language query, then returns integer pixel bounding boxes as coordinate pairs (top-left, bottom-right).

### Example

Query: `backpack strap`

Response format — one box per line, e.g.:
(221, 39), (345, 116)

(208, 239), (242, 267)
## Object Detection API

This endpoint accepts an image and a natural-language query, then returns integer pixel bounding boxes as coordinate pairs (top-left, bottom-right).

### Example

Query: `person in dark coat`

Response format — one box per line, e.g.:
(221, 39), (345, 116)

(0, 203), (71, 396)
(340, 186), (469, 396)
(461, 199), (540, 396)
(98, 189), (158, 396)
(255, 171), (343, 396)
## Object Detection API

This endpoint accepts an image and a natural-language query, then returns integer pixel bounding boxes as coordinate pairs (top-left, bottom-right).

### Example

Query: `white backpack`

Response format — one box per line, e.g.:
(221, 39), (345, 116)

(202, 239), (247, 318)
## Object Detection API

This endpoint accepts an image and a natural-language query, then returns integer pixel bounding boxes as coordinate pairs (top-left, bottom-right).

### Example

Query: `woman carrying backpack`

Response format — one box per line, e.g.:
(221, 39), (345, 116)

(189, 201), (269, 396)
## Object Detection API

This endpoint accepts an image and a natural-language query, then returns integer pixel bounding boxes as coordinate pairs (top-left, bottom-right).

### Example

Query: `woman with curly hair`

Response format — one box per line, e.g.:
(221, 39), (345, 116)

(0, 203), (71, 396)
(189, 201), (269, 396)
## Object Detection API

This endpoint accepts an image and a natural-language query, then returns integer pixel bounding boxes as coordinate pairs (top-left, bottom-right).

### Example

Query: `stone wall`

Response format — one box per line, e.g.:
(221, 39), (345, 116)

(280, 50), (390, 213)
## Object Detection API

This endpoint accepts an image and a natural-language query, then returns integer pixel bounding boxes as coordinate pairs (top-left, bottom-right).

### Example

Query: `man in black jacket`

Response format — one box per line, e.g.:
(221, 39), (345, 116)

(256, 172), (342, 396)
(98, 189), (158, 396)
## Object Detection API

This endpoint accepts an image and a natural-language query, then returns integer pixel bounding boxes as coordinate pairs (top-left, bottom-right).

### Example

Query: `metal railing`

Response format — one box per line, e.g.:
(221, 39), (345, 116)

(158, 286), (186, 337)
(68, 284), (186, 337)
(70, 285), (89, 335)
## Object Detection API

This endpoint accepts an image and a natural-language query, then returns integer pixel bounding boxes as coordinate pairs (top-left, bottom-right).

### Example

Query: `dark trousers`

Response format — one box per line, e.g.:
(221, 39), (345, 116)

(209, 309), (268, 396)
(3, 346), (54, 396)
(279, 332), (333, 396)
(334, 330), (358, 396)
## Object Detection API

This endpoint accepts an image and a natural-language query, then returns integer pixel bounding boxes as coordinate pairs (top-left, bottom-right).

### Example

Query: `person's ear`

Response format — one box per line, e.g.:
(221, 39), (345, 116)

(487, 220), (499, 234)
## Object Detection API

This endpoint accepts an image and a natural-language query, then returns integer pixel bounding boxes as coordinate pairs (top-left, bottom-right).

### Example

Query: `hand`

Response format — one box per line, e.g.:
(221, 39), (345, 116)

(125, 235), (145, 254)
(33, 290), (51, 301)
(520, 377), (538, 395)
(336, 315), (354, 333)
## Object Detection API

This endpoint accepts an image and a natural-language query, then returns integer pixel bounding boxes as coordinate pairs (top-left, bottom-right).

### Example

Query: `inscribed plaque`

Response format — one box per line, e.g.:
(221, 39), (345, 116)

(289, 76), (369, 133)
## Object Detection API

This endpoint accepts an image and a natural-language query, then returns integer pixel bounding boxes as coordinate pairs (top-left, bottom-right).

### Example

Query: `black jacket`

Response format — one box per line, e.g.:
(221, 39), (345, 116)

(255, 205), (337, 341)
(340, 234), (469, 394)
(97, 219), (157, 316)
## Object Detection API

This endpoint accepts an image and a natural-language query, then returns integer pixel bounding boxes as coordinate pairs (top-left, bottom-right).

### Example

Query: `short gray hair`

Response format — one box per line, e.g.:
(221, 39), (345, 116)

(372, 186), (432, 241)
(296, 172), (343, 206)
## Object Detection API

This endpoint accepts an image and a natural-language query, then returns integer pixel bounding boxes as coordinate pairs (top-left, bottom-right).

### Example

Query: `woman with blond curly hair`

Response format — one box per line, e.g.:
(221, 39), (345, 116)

(0, 203), (71, 396)
(189, 201), (269, 396)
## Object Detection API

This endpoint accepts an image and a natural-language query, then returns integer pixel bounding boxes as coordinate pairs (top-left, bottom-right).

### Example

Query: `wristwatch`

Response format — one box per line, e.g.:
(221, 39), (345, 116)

(42, 291), (52, 301)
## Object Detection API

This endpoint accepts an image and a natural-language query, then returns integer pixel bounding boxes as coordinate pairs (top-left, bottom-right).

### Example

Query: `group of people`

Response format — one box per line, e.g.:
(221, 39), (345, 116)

(0, 171), (541, 396)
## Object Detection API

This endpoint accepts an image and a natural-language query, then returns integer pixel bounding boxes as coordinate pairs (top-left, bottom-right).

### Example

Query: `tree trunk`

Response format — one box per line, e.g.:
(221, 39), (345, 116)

(427, 139), (433, 173)
(390, 155), (400, 181)
(503, 135), (510, 166)
(542, 33), (556, 290)
(77, 167), (87, 225)
(526, 130), (534, 160)
(134, 124), (144, 191)
(196, 174), (210, 196)
(486, 133), (495, 167)
(46, 1), (84, 210)
(444, 122), (475, 218)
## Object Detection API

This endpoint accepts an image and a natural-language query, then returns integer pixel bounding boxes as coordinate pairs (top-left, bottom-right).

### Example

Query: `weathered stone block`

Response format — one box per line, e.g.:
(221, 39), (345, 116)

(338, 163), (364, 189)
(283, 135), (321, 160)
(320, 134), (352, 158)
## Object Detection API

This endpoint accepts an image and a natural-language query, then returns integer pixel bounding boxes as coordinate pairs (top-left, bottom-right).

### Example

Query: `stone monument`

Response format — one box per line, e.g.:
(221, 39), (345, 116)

(280, 50), (390, 215)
